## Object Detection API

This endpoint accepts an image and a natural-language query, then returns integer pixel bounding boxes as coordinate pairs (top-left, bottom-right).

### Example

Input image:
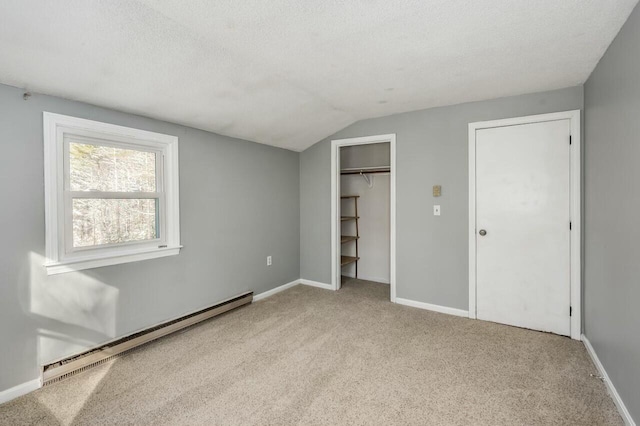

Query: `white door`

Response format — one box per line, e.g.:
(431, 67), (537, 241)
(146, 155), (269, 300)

(475, 119), (571, 336)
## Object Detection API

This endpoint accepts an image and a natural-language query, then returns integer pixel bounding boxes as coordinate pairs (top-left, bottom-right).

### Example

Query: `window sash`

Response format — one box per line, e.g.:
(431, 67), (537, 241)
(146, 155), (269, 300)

(61, 138), (167, 257)
(63, 193), (166, 254)
(44, 112), (181, 275)
(63, 134), (164, 193)
(68, 191), (161, 199)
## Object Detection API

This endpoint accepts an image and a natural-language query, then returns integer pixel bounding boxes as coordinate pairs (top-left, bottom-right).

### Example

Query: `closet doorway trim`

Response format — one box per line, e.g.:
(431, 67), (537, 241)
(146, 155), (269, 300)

(331, 134), (396, 301)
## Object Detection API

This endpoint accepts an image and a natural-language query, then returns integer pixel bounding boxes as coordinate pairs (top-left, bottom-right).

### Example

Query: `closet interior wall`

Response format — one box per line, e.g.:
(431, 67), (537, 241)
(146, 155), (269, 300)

(340, 143), (391, 284)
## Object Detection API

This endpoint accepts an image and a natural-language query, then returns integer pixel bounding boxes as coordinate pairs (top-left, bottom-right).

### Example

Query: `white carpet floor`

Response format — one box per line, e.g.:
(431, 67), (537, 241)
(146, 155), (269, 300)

(0, 278), (622, 425)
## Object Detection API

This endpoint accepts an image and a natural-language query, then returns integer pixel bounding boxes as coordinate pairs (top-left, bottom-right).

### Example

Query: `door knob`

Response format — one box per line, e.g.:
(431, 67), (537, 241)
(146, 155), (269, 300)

(479, 229), (487, 236)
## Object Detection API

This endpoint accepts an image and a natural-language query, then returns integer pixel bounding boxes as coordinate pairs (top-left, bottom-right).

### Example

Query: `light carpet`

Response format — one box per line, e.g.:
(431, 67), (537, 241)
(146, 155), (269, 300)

(0, 278), (622, 425)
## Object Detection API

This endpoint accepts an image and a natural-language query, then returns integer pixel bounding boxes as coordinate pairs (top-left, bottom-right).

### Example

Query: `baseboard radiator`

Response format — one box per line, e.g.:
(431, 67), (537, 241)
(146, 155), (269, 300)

(42, 291), (253, 386)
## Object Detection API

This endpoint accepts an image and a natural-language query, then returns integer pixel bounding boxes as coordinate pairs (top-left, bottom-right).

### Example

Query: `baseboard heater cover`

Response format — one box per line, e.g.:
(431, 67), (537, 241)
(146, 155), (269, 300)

(42, 291), (253, 386)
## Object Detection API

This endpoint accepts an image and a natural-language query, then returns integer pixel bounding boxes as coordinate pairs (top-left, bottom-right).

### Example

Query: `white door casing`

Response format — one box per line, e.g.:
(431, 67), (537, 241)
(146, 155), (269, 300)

(468, 111), (581, 340)
(331, 134), (396, 300)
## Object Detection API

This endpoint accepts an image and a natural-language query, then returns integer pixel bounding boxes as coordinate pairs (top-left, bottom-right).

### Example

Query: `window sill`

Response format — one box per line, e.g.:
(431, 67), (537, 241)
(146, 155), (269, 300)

(44, 245), (182, 275)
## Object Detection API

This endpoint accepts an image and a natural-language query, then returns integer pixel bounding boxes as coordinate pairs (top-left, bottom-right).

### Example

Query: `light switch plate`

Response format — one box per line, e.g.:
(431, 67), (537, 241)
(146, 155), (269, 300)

(433, 205), (441, 216)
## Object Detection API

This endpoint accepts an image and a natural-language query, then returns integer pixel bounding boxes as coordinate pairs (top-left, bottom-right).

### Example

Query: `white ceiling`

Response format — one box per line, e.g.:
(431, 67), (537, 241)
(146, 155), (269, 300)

(0, 1), (637, 151)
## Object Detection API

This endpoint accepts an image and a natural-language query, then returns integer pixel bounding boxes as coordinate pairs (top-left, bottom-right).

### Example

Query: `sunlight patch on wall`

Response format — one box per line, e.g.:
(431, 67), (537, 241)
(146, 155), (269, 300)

(29, 252), (119, 364)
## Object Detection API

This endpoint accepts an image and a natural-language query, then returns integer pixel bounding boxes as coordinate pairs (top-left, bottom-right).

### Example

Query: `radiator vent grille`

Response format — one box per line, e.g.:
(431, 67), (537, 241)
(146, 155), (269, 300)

(42, 291), (253, 386)
(44, 355), (118, 386)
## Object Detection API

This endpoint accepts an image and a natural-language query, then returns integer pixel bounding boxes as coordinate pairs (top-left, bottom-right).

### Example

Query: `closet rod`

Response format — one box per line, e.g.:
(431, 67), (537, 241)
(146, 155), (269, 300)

(340, 167), (390, 175)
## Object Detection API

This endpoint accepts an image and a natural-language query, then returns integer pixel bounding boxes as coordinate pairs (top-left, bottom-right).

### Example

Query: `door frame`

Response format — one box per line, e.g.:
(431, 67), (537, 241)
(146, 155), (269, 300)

(331, 134), (396, 301)
(468, 110), (581, 340)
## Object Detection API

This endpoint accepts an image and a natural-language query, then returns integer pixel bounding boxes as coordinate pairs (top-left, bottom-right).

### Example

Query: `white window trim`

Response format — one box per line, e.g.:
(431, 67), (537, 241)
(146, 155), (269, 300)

(43, 112), (181, 275)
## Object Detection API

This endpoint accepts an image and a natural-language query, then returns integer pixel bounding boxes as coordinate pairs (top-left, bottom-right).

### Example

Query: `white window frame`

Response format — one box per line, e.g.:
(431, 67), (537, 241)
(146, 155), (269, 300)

(44, 112), (181, 275)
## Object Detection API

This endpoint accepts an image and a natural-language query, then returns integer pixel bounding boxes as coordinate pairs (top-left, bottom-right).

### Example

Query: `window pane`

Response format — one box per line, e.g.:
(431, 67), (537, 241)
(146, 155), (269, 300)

(69, 142), (157, 192)
(72, 199), (158, 248)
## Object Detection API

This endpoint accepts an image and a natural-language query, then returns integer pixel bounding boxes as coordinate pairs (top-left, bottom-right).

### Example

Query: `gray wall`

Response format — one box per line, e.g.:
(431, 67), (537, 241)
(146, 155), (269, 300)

(584, 3), (640, 421)
(300, 87), (583, 310)
(0, 83), (300, 393)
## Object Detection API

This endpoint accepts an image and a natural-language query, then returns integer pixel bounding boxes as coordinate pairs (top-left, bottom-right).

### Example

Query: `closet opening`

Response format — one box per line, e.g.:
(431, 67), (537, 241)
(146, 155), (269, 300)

(331, 134), (396, 302)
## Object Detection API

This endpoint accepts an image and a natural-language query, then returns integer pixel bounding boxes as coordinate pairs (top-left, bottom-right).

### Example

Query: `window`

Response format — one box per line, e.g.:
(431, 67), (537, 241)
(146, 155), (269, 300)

(44, 113), (181, 274)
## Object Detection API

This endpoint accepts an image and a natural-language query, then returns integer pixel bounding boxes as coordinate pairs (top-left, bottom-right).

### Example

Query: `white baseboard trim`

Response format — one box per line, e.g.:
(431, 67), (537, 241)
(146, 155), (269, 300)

(582, 335), (636, 426)
(0, 378), (41, 405)
(253, 280), (300, 302)
(300, 279), (334, 290)
(395, 298), (469, 318)
(253, 279), (334, 301)
(341, 273), (390, 284)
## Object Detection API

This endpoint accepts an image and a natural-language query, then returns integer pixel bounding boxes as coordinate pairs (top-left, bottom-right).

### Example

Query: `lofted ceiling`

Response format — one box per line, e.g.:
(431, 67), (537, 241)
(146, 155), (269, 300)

(0, 0), (637, 151)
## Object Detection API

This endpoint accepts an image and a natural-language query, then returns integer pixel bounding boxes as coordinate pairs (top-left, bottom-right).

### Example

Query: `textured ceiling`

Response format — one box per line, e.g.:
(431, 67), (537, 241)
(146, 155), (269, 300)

(0, 0), (637, 151)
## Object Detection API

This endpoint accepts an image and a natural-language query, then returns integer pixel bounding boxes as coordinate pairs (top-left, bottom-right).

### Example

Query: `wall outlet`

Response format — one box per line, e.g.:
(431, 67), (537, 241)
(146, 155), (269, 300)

(267, 256), (272, 266)
(433, 205), (441, 216)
